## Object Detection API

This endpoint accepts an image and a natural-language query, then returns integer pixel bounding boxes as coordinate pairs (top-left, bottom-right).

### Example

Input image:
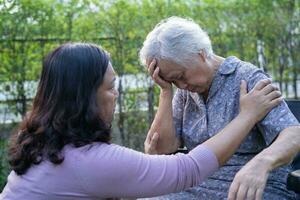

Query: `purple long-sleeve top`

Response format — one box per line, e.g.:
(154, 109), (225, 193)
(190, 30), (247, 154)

(0, 142), (218, 199)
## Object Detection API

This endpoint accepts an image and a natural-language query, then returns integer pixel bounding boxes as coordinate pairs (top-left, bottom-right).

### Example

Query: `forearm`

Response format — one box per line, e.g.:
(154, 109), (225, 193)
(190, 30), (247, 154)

(251, 126), (300, 172)
(149, 90), (179, 154)
(203, 113), (257, 166)
(99, 145), (218, 198)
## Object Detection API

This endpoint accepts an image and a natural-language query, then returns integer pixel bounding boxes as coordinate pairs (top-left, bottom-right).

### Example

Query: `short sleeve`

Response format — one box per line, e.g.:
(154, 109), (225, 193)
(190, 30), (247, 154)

(245, 68), (300, 145)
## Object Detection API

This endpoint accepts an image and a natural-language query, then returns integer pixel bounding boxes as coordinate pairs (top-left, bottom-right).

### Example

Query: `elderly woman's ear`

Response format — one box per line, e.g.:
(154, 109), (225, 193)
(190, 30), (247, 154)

(198, 50), (207, 61)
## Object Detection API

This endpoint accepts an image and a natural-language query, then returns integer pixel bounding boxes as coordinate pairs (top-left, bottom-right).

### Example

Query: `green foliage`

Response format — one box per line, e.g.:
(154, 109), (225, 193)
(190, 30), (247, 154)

(0, 139), (9, 191)
(0, 123), (16, 192)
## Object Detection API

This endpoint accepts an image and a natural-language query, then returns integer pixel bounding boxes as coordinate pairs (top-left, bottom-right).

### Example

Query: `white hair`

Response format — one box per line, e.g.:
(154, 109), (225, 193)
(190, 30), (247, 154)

(139, 16), (213, 66)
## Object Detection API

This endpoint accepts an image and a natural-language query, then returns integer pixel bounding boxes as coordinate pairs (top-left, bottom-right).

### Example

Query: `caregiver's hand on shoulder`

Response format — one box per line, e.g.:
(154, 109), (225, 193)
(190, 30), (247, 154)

(147, 59), (172, 92)
(239, 79), (282, 124)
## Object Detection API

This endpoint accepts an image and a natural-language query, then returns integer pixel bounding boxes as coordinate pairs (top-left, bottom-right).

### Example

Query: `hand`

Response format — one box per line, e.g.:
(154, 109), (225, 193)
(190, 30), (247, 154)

(239, 79), (282, 123)
(228, 157), (270, 200)
(147, 59), (172, 92)
(144, 131), (159, 154)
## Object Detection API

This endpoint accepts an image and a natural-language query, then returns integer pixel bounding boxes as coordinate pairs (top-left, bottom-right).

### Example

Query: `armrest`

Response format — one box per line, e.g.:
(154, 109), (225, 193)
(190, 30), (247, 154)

(287, 169), (300, 194)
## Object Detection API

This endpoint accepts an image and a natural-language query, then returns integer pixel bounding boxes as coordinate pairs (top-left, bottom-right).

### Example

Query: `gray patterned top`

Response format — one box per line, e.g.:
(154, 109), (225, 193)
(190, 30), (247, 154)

(151, 56), (300, 200)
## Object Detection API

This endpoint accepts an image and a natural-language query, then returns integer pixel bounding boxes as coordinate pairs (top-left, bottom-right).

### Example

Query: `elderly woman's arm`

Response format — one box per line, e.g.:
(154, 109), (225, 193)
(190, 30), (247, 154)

(228, 126), (300, 200)
(227, 72), (300, 200)
(144, 59), (180, 154)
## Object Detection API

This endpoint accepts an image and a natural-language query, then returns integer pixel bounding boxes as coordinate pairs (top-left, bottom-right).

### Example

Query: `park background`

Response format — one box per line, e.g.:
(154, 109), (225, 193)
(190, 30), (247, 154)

(0, 0), (299, 191)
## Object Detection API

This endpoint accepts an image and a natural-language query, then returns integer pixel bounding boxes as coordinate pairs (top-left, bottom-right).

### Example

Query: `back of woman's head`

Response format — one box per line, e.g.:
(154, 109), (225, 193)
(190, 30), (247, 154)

(8, 43), (111, 175)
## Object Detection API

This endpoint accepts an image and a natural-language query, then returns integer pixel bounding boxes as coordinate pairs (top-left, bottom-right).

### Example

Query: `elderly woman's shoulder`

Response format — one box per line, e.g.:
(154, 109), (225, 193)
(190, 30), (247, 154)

(236, 60), (263, 75)
(235, 60), (269, 80)
(233, 60), (272, 90)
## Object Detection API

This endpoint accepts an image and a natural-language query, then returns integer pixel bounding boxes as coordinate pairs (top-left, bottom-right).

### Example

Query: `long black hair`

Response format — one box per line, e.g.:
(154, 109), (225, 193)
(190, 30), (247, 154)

(8, 43), (111, 175)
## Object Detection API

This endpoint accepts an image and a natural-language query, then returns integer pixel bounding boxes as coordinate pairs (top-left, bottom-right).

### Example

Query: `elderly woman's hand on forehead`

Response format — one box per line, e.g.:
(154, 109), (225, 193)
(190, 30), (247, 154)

(147, 59), (172, 92)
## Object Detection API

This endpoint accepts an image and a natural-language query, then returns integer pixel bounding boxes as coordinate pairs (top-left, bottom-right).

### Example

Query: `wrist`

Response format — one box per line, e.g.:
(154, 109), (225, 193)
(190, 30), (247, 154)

(160, 89), (173, 97)
(237, 112), (257, 127)
(251, 153), (275, 172)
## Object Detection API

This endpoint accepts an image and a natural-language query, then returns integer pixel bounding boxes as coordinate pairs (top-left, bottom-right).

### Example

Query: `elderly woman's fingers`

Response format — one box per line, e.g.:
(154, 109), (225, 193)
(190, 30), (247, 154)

(144, 131), (159, 154)
(228, 181), (239, 200)
(147, 59), (157, 77)
(246, 188), (256, 200)
(153, 67), (163, 83)
(260, 84), (279, 95)
(153, 67), (170, 87)
(148, 132), (159, 154)
(255, 188), (263, 200)
(253, 79), (272, 91)
(148, 65), (172, 91)
(147, 59), (173, 90)
(236, 184), (248, 200)
(145, 131), (154, 146)
(144, 132), (152, 154)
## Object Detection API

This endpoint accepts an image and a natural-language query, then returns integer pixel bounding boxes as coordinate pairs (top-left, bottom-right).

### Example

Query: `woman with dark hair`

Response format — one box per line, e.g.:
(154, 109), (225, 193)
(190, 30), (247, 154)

(0, 43), (282, 199)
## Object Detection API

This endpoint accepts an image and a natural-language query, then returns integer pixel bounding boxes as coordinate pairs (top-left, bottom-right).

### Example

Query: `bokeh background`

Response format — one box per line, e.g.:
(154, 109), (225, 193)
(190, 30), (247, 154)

(0, 0), (299, 191)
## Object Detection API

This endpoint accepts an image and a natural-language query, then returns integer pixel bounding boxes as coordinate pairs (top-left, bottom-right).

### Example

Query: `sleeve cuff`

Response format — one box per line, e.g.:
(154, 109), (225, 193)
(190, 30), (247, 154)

(188, 145), (220, 180)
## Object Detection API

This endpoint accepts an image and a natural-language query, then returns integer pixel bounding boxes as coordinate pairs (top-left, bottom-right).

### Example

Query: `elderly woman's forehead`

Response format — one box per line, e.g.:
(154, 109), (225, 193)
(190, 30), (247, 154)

(158, 59), (184, 70)
(158, 64), (183, 79)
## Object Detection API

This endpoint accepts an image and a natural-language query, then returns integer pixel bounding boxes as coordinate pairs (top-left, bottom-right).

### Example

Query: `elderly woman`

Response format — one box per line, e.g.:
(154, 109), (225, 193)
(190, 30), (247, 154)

(140, 17), (300, 200)
(0, 43), (281, 199)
